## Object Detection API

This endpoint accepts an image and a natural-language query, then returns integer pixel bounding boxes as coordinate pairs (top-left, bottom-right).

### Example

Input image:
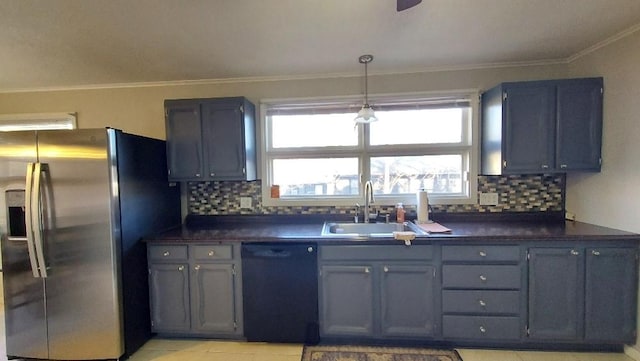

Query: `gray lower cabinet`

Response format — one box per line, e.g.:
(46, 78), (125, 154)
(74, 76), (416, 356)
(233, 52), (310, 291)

(528, 247), (638, 343)
(380, 264), (436, 337)
(441, 245), (524, 341)
(149, 263), (191, 332)
(148, 243), (243, 337)
(320, 265), (375, 337)
(319, 245), (436, 340)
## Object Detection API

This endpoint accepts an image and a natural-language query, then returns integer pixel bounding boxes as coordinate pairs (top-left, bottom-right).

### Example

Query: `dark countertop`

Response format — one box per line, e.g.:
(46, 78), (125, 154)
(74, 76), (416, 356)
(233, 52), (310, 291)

(147, 213), (640, 244)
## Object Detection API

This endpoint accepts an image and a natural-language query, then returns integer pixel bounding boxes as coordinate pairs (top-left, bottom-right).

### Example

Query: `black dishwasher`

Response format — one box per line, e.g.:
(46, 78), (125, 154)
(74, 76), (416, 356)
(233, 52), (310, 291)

(241, 243), (319, 344)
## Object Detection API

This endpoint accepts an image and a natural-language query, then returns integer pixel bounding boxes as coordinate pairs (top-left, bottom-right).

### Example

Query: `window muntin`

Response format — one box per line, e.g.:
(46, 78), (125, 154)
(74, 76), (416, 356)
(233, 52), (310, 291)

(262, 92), (477, 206)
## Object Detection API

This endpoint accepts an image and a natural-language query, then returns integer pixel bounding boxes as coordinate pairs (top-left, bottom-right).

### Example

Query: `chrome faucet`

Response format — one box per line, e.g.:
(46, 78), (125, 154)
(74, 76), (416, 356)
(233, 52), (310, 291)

(363, 180), (377, 223)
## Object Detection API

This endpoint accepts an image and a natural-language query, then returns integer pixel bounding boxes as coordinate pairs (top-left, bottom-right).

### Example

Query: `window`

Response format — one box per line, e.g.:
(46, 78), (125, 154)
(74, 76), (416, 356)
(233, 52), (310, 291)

(0, 112), (77, 131)
(261, 92), (478, 206)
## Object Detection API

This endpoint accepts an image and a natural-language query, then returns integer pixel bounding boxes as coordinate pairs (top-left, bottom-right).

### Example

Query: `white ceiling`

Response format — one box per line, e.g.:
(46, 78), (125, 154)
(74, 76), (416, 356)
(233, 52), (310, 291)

(1, 0), (640, 92)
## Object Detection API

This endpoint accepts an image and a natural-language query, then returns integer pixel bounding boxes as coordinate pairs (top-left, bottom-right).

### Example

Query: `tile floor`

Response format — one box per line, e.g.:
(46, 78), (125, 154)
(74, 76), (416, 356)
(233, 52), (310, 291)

(0, 304), (635, 361)
(126, 339), (638, 361)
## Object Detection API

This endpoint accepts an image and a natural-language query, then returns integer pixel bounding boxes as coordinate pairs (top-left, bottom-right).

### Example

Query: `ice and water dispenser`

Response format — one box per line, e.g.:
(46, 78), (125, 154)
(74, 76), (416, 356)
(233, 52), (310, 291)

(5, 190), (26, 240)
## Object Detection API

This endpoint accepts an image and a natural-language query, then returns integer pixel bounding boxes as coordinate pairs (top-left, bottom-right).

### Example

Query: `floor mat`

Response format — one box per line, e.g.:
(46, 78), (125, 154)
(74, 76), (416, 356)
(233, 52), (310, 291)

(301, 345), (463, 361)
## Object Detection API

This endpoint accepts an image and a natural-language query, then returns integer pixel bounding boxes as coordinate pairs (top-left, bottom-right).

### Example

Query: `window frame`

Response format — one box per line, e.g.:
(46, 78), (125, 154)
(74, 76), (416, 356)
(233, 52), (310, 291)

(260, 90), (479, 207)
(0, 112), (77, 131)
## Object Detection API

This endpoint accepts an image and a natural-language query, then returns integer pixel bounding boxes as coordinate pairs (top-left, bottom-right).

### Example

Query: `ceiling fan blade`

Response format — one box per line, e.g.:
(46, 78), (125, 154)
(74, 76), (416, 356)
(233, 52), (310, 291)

(397, 0), (422, 11)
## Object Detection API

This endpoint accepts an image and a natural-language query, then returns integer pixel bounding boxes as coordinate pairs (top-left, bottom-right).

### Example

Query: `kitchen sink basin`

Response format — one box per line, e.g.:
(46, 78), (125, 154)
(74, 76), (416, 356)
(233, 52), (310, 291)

(321, 221), (426, 237)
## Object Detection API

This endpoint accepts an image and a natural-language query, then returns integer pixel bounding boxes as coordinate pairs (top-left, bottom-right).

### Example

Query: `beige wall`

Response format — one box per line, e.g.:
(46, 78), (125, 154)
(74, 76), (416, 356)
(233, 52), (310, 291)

(0, 64), (568, 140)
(566, 29), (640, 233)
(566, 29), (640, 353)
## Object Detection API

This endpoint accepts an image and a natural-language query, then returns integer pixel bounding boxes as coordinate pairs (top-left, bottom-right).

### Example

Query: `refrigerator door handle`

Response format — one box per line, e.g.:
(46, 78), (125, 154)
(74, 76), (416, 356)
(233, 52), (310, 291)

(32, 162), (48, 278)
(25, 162), (41, 278)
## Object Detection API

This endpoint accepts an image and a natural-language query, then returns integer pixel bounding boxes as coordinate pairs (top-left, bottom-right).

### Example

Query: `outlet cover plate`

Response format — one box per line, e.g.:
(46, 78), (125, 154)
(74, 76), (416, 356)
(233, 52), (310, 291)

(240, 197), (252, 209)
(479, 192), (499, 205)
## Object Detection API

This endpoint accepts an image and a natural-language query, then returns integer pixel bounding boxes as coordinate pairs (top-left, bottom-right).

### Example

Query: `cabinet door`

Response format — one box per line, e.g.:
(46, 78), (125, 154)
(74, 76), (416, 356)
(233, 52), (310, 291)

(380, 265), (436, 338)
(191, 263), (238, 334)
(149, 263), (190, 332)
(165, 101), (204, 180)
(320, 265), (374, 337)
(556, 79), (603, 171)
(528, 248), (583, 340)
(201, 100), (247, 180)
(585, 248), (637, 342)
(503, 84), (556, 173)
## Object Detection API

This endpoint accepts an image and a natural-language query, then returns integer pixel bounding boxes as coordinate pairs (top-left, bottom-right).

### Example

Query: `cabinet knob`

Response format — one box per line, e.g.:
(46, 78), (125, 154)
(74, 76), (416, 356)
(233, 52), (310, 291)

(162, 251), (170, 257)
(560, 164), (568, 169)
(541, 164), (549, 169)
(210, 173), (215, 177)
(307, 246), (314, 253)
(383, 266), (389, 273)
(479, 326), (487, 333)
(178, 265), (184, 271)
(208, 250), (216, 256)
(592, 250), (600, 256)
(479, 251), (487, 257)
(570, 250), (580, 256)
(194, 265), (200, 271)
(479, 300), (487, 307)
(195, 173), (201, 177)
(479, 275), (487, 282)
(364, 267), (371, 274)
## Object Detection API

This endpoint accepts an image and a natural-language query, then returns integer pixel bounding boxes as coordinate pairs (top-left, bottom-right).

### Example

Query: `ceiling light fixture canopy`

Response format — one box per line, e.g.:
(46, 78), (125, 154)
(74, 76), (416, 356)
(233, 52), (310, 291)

(354, 54), (378, 124)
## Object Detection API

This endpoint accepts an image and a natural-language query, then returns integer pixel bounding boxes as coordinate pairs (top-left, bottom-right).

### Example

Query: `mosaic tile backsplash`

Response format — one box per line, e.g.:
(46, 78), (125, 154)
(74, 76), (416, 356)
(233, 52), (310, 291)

(188, 175), (565, 216)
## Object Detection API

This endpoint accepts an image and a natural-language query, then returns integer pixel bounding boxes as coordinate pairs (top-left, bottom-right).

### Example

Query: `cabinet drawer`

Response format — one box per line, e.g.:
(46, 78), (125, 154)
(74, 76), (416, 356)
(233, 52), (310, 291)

(442, 245), (520, 262)
(443, 315), (521, 340)
(442, 290), (520, 315)
(321, 245), (433, 261)
(148, 245), (188, 261)
(442, 265), (521, 289)
(192, 245), (233, 260)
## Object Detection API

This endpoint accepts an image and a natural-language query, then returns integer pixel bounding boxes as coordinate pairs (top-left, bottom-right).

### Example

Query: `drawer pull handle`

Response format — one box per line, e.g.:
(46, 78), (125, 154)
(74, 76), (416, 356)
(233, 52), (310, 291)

(479, 251), (487, 257)
(479, 300), (487, 307)
(592, 250), (600, 256)
(570, 250), (580, 256)
(365, 267), (370, 274)
(163, 251), (170, 257)
(479, 275), (487, 282)
(194, 265), (200, 271)
(479, 326), (486, 333)
(208, 250), (215, 256)
(178, 265), (184, 271)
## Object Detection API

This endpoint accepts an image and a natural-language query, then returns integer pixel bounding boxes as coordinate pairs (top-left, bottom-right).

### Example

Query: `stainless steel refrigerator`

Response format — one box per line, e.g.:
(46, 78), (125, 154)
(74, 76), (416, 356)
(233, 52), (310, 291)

(0, 128), (181, 360)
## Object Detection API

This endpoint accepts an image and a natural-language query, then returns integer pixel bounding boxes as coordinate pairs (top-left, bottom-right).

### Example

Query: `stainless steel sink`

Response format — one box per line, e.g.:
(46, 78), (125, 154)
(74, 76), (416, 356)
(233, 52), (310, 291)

(321, 221), (426, 237)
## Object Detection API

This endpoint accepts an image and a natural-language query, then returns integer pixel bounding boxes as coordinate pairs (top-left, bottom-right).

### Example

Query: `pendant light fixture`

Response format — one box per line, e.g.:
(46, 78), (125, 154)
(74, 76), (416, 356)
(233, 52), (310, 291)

(354, 54), (378, 124)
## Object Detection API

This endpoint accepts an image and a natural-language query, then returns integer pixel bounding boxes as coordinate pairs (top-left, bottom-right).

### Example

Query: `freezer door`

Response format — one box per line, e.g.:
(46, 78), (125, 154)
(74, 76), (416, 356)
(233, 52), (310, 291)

(0, 131), (49, 359)
(37, 129), (124, 360)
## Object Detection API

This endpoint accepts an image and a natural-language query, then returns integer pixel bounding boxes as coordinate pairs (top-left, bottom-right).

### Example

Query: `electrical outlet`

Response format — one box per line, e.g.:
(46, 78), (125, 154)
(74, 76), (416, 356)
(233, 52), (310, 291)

(240, 197), (252, 209)
(479, 192), (499, 205)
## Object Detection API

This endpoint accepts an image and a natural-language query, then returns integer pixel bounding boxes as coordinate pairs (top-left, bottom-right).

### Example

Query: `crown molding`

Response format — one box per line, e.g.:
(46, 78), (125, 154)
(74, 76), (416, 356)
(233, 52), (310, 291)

(567, 22), (640, 63)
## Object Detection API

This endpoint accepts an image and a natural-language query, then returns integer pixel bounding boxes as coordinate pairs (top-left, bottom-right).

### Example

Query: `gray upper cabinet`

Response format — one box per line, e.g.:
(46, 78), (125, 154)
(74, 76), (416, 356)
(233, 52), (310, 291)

(165, 97), (257, 181)
(528, 246), (637, 343)
(481, 78), (603, 175)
